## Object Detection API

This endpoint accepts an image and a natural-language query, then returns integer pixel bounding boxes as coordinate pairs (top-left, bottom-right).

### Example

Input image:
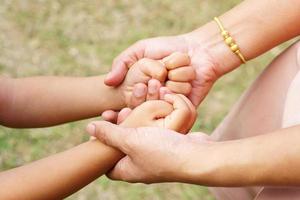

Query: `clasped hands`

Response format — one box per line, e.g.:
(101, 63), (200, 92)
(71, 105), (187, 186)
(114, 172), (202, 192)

(87, 52), (211, 184)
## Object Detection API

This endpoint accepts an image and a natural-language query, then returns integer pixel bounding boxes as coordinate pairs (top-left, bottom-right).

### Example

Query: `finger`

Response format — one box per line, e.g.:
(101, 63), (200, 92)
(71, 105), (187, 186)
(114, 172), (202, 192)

(139, 58), (167, 82)
(159, 87), (172, 100)
(101, 110), (118, 124)
(117, 108), (132, 125)
(168, 66), (196, 82)
(105, 41), (145, 86)
(141, 100), (173, 120)
(164, 94), (196, 133)
(122, 100), (173, 128)
(174, 94), (197, 132)
(86, 121), (133, 153)
(147, 79), (161, 100)
(163, 52), (190, 70)
(104, 63), (128, 87)
(131, 83), (147, 108)
(165, 81), (192, 96)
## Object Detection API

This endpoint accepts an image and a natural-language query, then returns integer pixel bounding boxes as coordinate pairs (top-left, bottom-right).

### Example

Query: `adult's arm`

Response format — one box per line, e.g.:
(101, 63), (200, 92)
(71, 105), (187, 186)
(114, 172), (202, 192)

(105, 0), (300, 106)
(191, 0), (300, 75)
(88, 122), (300, 186)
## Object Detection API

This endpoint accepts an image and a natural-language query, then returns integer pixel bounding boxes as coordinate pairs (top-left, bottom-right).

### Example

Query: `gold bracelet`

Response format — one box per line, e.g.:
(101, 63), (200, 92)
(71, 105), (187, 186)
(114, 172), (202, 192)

(214, 17), (246, 64)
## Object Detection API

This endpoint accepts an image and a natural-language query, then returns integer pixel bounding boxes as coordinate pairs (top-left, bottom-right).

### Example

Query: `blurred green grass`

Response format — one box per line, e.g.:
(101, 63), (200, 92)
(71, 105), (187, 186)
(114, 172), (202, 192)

(0, 0), (294, 199)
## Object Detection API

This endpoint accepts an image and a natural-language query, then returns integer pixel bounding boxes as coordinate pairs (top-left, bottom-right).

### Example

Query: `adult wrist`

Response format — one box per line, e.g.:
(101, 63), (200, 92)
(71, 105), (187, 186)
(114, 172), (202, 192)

(185, 21), (243, 77)
(178, 139), (223, 185)
(181, 137), (261, 187)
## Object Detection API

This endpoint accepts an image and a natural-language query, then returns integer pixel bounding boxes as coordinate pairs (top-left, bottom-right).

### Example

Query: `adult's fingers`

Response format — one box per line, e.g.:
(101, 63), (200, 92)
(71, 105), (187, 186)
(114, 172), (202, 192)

(105, 41), (145, 86)
(130, 83), (147, 108)
(86, 121), (133, 153)
(101, 110), (118, 124)
(139, 58), (167, 82)
(168, 66), (196, 82)
(166, 81), (192, 96)
(163, 52), (190, 70)
(147, 79), (161, 100)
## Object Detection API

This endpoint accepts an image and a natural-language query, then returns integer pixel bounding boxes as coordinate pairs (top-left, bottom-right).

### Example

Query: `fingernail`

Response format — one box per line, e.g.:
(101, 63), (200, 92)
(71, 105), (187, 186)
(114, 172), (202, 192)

(134, 86), (146, 98)
(86, 123), (96, 136)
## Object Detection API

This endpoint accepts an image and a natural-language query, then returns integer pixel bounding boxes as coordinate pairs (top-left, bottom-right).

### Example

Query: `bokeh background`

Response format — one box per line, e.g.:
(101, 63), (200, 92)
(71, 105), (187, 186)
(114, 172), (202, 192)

(0, 0), (295, 199)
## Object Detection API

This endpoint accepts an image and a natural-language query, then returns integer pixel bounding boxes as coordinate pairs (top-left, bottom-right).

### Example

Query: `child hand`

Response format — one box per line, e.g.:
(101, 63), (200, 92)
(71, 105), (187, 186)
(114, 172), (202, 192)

(119, 94), (197, 134)
(118, 58), (167, 109)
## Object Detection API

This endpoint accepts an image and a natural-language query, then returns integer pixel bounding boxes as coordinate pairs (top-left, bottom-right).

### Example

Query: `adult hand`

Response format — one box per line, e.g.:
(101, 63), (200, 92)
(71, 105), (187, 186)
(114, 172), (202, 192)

(86, 121), (211, 183)
(105, 34), (222, 107)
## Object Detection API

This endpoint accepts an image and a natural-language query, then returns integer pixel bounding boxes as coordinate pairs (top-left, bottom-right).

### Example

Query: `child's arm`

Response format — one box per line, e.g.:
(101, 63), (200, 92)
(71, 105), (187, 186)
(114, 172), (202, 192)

(0, 76), (123, 128)
(0, 140), (122, 200)
(0, 94), (196, 200)
(0, 52), (194, 128)
(0, 58), (169, 128)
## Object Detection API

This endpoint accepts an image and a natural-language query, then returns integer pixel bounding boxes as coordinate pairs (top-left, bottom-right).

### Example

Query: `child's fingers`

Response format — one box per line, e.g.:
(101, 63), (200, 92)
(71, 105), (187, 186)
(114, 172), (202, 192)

(168, 66), (196, 82)
(139, 58), (167, 82)
(122, 100), (173, 127)
(159, 86), (172, 100)
(130, 83), (147, 108)
(117, 108), (132, 125)
(101, 110), (118, 124)
(141, 100), (173, 120)
(165, 81), (192, 95)
(164, 94), (196, 133)
(147, 79), (161, 100)
(174, 94), (197, 131)
(163, 52), (190, 70)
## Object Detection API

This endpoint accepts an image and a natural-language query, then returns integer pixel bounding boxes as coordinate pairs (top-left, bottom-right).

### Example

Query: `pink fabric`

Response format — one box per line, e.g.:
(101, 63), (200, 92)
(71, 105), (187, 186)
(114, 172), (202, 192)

(210, 40), (300, 200)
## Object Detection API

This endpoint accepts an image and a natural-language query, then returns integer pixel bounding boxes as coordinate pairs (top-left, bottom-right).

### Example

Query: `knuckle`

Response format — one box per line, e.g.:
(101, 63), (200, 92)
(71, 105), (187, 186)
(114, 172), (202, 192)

(167, 70), (175, 80)
(184, 84), (192, 94)
(156, 68), (167, 81)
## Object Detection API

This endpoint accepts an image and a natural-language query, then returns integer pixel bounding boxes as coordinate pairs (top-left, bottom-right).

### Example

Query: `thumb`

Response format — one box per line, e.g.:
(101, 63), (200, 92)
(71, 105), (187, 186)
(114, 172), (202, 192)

(105, 41), (146, 86)
(104, 61), (128, 86)
(86, 121), (133, 153)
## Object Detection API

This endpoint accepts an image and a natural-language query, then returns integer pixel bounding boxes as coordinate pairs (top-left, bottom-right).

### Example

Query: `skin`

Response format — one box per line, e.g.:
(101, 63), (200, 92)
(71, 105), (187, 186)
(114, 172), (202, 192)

(96, 0), (300, 189)
(104, 0), (300, 106)
(88, 122), (300, 186)
(102, 52), (195, 121)
(0, 94), (196, 200)
(0, 53), (194, 128)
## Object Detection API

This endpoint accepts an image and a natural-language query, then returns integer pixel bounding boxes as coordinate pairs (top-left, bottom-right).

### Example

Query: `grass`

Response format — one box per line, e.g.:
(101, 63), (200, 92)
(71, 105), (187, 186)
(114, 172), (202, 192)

(0, 0), (295, 199)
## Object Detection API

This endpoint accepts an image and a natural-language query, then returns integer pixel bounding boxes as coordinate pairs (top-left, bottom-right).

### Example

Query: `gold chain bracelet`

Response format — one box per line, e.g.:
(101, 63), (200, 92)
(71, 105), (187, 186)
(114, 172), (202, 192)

(214, 17), (246, 64)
